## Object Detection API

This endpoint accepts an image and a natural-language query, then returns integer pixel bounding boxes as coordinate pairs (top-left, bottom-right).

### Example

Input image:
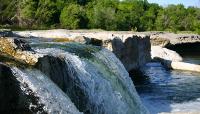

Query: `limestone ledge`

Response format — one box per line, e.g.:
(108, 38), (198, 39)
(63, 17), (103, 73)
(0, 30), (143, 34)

(13, 29), (151, 71)
(0, 37), (42, 66)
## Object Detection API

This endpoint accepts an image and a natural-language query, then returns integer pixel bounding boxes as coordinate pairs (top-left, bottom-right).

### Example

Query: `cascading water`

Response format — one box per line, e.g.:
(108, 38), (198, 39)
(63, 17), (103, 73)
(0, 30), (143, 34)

(0, 63), (81, 114)
(11, 67), (82, 114)
(0, 36), (148, 114)
(32, 42), (148, 114)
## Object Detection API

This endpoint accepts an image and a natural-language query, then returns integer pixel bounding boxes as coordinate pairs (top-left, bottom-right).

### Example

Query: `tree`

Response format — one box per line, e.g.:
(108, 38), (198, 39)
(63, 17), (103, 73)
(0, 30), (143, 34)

(60, 4), (87, 29)
(86, 0), (118, 30)
(18, 0), (38, 27)
(140, 3), (161, 31)
(34, 0), (61, 27)
(155, 4), (187, 32)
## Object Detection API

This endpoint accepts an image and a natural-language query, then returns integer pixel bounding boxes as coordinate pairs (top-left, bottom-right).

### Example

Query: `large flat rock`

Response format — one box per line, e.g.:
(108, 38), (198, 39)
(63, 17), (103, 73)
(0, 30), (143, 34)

(148, 32), (200, 47)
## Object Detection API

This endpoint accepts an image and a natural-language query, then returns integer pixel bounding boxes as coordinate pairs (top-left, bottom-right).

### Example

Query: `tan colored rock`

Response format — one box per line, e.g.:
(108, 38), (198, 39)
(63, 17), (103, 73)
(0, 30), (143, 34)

(149, 32), (200, 47)
(150, 36), (170, 47)
(0, 37), (42, 65)
(166, 61), (200, 73)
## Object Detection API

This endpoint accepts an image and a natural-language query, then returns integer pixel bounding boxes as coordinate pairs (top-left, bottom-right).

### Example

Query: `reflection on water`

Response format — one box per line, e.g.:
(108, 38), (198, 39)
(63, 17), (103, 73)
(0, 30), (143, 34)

(133, 62), (200, 114)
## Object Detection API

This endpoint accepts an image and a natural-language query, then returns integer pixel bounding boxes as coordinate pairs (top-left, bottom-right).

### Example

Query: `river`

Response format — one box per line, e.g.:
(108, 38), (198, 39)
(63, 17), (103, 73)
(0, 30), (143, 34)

(133, 54), (200, 114)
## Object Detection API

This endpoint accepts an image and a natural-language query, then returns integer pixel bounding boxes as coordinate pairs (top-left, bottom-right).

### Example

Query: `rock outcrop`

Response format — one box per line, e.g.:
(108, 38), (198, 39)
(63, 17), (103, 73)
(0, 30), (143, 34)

(158, 59), (200, 73)
(149, 32), (200, 47)
(0, 37), (42, 65)
(151, 46), (183, 62)
(151, 46), (200, 72)
(107, 35), (151, 71)
(13, 29), (151, 71)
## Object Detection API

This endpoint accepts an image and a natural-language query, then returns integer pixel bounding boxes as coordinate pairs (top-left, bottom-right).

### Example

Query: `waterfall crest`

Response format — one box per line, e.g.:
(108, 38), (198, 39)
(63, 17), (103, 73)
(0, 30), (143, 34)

(0, 36), (149, 114)
(34, 43), (148, 114)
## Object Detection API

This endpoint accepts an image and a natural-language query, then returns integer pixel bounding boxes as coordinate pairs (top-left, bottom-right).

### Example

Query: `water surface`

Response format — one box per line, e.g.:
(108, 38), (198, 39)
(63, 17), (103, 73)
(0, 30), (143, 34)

(134, 55), (200, 114)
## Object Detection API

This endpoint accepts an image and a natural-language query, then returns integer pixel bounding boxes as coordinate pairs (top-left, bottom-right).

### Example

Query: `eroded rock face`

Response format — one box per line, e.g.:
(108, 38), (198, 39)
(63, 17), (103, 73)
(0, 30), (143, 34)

(106, 35), (151, 71)
(71, 35), (151, 71)
(0, 37), (42, 65)
(151, 46), (183, 62)
(149, 32), (200, 47)
(13, 30), (151, 71)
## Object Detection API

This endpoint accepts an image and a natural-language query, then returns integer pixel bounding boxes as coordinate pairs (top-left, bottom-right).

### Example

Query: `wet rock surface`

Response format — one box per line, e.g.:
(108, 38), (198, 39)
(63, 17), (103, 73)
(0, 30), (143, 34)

(0, 63), (45, 114)
(0, 63), (81, 114)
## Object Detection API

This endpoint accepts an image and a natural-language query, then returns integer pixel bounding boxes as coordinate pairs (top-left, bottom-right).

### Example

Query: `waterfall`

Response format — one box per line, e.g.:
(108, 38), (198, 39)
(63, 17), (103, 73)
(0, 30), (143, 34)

(32, 42), (148, 114)
(0, 37), (149, 114)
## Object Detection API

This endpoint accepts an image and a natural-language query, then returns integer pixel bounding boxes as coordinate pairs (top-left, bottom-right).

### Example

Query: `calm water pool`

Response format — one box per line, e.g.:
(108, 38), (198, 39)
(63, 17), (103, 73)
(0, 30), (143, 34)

(134, 55), (200, 114)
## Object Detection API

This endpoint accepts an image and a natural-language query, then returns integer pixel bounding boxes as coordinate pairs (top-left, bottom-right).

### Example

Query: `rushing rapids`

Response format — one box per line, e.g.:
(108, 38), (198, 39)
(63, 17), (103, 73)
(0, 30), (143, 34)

(0, 36), (148, 114)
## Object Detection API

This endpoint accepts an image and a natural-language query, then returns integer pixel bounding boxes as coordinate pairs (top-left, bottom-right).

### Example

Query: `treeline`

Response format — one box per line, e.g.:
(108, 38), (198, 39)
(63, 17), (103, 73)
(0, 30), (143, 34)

(0, 0), (200, 33)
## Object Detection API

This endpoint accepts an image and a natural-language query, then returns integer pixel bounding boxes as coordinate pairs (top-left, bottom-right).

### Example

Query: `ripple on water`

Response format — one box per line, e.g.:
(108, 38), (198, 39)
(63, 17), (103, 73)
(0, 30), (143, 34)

(134, 62), (200, 114)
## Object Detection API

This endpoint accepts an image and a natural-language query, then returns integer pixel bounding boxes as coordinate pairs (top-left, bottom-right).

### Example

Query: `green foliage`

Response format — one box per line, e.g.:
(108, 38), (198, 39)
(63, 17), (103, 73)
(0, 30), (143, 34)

(19, 0), (38, 27)
(60, 4), (86, 29)
(86, 0), (118, 30)
(0, 0), (200, 33)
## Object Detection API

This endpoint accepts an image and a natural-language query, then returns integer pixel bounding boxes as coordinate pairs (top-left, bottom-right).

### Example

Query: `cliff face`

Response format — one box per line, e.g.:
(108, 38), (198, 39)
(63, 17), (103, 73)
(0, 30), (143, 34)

(107, 35), (151, 71)
(13, 29), (151, 71)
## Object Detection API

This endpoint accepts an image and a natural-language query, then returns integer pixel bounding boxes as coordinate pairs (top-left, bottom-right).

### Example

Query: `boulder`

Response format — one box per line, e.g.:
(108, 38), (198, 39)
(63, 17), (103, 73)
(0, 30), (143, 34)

(0, 37), (42, 65)
(107, 35), (151, 71)
(151, 46), (183, 62)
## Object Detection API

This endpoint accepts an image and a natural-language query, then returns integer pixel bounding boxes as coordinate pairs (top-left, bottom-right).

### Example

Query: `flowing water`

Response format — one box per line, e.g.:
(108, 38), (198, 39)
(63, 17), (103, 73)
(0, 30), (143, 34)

(11, 67), (81, 114)
(134, 54), (200, 114)
(30, 42), (148, 114)
(0, 37), (148, 114)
